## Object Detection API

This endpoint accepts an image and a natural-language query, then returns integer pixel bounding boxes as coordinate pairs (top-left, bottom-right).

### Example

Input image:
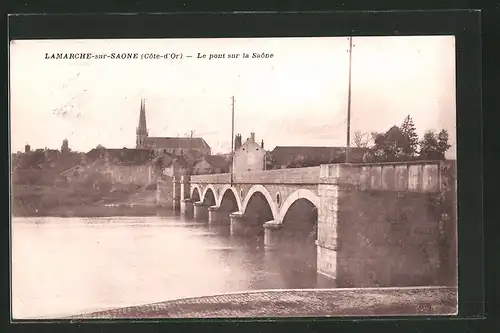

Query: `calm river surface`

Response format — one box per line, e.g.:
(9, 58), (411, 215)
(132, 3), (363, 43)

(12, 212), (335, 319)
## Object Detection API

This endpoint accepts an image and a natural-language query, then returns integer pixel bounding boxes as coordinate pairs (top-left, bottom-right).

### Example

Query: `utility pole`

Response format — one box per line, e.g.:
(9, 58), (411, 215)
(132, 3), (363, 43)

(346, 36), (353, 164)
(184, 130), (193, 175)
(190, 130), (193, 174)
(230, 96), (235, 186)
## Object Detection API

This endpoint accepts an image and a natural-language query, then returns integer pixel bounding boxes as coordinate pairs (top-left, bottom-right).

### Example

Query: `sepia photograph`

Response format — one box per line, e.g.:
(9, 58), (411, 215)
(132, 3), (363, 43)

(10, 36), (458, 319)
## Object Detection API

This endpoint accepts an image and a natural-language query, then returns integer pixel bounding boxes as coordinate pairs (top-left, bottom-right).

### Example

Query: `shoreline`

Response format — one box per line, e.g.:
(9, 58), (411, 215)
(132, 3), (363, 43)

(67, 287), (458, 319)
(12, 203), (175, 218)
(11, 183), (161, 217)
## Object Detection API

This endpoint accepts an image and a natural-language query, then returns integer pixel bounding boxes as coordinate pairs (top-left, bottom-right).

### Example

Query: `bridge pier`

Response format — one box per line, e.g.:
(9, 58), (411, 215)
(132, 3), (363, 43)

(179, 175), (192, 217)
(263, 220), (283, 250)
(156, 176), (170, 207)
(194, 201), (209, 221)
(229, 212), (246, 236)
(180, 175), (191, 201)
(316, 164), (355, 281)
(181, 198), (194, 218)
(172, 176), (181, 212)
(216, 209), (233, 224)
(208, 205), (221, 224)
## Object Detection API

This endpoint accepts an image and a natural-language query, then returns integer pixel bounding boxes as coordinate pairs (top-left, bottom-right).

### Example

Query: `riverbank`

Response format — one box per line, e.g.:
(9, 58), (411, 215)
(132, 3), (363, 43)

(12, 183), (160, 217)
(69, 287), (457, 319)
(12, 204), (170, 218)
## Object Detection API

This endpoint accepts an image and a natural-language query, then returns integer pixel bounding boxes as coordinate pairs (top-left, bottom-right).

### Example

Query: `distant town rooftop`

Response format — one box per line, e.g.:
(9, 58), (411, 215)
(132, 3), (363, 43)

(85, 147), (153, 166)
(144, 137), (210, 150)
(270, 146), (369, 165)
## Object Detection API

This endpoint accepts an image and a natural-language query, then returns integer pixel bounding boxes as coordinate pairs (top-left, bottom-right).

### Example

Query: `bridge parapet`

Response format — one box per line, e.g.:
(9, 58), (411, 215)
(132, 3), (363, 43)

(233, 167), (321, 184)
(188, 161), (449, 191)
(351, 160), (445, 193)
(190, 167), (321, 185)
(191, 173), (231, 184)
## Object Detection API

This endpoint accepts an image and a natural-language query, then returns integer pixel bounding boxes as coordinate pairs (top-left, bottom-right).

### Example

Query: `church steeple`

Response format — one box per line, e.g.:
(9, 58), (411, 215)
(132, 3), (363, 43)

(136, 98), (148, 148)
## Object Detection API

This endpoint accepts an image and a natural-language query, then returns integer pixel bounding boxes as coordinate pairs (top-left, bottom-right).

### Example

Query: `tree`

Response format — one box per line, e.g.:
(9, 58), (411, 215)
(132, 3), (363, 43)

(370, 132), (386, 160)
(437, 129), (452, 155)
(419, 131), (442, 160)
(353, 131), (370, 148)
(400, 115), (419, 158)
(27, 150), (46, 169)
(369, 126), (407, 162)
(419, 129), (451, 160)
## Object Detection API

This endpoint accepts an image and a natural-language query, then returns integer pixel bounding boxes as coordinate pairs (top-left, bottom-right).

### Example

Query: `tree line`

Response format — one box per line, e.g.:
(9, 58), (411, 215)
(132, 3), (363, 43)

(354, 115), (452, 162)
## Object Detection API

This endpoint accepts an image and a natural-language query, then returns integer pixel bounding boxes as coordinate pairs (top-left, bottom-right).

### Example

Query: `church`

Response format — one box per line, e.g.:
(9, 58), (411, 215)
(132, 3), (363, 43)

(135, 98), (212, 159)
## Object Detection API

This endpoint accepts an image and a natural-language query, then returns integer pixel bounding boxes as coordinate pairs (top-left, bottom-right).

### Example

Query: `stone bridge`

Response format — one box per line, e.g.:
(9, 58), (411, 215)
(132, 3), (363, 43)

(161, 161), (456, 288)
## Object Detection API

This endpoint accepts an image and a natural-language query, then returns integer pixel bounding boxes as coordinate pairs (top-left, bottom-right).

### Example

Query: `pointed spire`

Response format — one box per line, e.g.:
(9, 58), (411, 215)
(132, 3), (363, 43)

(137, 98), (148, 136)
(136, 98), (148, 149)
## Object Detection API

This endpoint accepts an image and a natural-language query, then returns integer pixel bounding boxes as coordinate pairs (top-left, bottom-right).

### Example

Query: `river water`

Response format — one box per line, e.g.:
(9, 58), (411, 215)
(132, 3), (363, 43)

(12, 211), (335, 319)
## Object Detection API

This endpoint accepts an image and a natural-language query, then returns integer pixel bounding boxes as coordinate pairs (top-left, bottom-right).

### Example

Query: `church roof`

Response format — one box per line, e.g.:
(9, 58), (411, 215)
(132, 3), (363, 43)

(144, 137), (210, 150)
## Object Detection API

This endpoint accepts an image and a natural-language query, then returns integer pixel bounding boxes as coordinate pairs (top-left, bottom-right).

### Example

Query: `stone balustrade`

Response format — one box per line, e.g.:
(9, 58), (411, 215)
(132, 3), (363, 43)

(191, 167), (321, 185)
(190, 173), (231, 184)
(353, 161), (441, 193)
(233, 167), (320, 184)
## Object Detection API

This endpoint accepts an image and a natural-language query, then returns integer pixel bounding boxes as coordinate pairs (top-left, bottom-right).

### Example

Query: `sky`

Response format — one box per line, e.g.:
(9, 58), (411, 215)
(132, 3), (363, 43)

(10, 36), (456, 157)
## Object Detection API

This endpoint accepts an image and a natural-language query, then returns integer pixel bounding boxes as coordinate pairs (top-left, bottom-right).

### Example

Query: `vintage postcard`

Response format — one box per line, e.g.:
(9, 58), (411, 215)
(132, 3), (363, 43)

(10, 36), (458, 319)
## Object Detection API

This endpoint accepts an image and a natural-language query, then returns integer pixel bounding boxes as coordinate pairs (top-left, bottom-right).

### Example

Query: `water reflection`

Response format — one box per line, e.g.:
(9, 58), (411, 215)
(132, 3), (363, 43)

(12, 210), (335, 319)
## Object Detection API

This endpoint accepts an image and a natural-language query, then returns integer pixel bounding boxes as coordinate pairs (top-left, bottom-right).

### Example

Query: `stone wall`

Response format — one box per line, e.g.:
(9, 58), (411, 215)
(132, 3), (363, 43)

(317, 162), (456, 287)
(103, 164), (153, 186)
(435, 161), (458, 286)
(336, 191), (440, 287)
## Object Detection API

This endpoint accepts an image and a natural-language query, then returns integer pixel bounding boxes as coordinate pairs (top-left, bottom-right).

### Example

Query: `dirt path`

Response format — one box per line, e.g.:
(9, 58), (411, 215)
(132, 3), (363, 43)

(69, 287), (457, 319)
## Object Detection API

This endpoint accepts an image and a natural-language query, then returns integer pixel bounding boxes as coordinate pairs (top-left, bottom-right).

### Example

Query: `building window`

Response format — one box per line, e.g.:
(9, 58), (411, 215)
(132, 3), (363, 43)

(276, 192), (281, 207)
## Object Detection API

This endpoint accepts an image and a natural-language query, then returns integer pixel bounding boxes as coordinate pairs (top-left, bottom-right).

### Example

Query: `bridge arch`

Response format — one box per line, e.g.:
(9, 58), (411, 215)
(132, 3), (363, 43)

(218, 185), (242, 211)
(278, 189), (320, 222)
(201, 184), (218, 206)
(190, 184), (202, 202)
(242, 185), (279, 221)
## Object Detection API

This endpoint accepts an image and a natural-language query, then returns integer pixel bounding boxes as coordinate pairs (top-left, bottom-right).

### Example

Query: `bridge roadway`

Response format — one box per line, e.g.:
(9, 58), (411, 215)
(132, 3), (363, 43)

(158, 161), (452, 287)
